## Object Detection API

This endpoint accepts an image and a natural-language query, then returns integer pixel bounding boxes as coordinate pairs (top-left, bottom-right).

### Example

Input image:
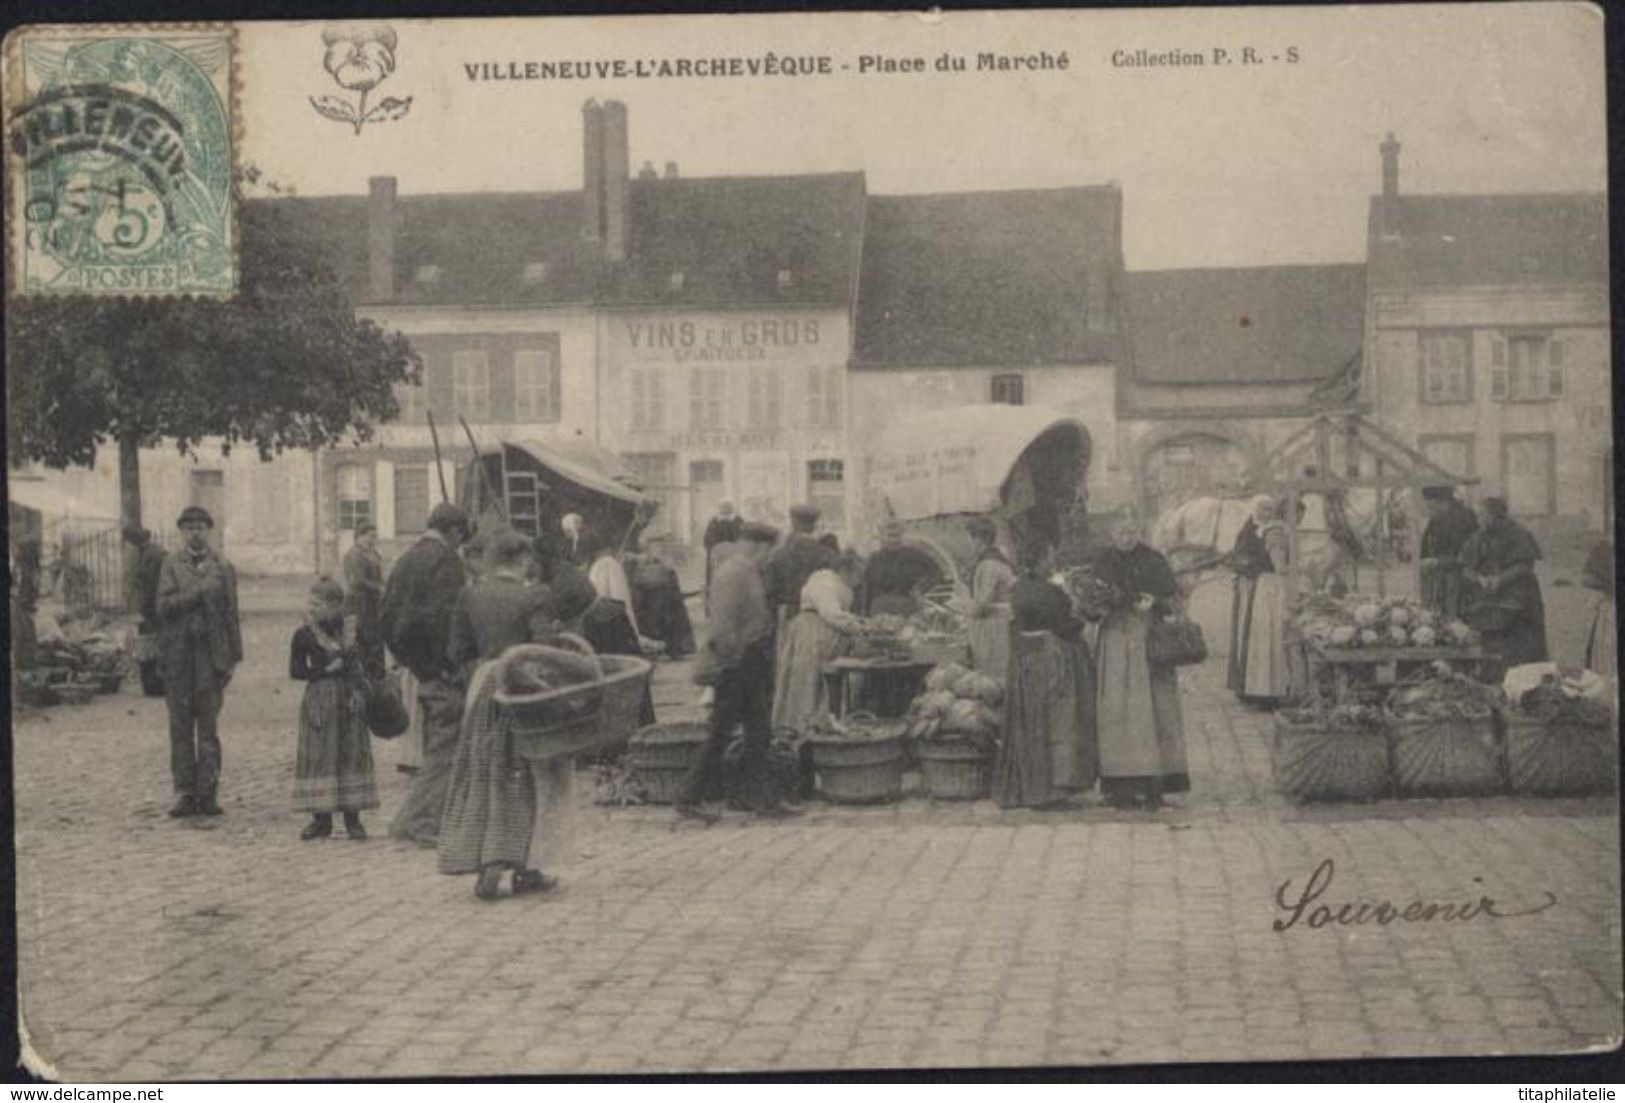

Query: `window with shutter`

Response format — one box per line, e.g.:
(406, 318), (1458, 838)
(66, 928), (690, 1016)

(452, 350), (491, 418)
(691, 369), (724, 430)
(513, 350), (557, 422)
(991, 373), (1025, 406)
(1418, 332), (1471, 405)
(394, 466), (430, 534)
(630, 368), (663, 431)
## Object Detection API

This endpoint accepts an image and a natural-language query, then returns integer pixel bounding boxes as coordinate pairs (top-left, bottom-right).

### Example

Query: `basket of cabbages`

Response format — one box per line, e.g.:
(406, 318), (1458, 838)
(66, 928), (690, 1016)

(906, 663), (1003, 800)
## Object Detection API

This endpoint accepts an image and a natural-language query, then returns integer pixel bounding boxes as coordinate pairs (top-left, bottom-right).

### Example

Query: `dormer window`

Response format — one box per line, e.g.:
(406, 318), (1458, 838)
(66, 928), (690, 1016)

(414, 264), (442, 285)
(522, 261), (550, 284)
(667, 271), (685, 293)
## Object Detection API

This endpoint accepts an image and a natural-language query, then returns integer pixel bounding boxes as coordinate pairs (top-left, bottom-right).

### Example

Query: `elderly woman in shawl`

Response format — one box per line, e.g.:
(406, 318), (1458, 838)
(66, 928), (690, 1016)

(1225, 496), (1275, 700)
(993, 546), (1097, 810)
(965, 517), (1016, 680)
(1239, 500), (1290, 704)
(1086, 512), (1190, 810)
(439, 529), (577, 901)
(772, 551), (867, 734)
(1459, 497), (1549, 674)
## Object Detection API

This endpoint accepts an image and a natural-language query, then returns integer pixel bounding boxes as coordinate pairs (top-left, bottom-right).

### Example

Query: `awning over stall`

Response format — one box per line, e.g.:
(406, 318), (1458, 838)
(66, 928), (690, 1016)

(866, 405), (1092, 522)
(499, 440), (646, 507)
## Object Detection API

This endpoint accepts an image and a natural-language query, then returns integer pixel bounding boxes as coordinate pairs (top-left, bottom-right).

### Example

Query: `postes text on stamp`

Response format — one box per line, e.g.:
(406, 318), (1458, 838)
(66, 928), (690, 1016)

(5, 26), (236, 297)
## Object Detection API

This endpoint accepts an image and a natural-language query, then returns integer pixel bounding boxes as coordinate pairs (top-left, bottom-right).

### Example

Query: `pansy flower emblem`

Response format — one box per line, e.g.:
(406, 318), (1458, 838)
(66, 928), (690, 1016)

(311, 24), (413, 134)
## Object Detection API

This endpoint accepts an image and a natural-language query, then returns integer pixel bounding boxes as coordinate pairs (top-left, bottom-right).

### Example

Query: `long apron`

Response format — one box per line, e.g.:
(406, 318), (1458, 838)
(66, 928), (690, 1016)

(1094, 610), (1189, 790)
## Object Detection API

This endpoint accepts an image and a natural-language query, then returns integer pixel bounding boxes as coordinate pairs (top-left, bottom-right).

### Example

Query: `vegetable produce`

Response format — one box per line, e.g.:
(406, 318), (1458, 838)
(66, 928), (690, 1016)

(1387, 625), (1410, 646)
(913, 690), (958, 720)
(1387, 667), (1502, 721)
(1411, 625), (1437, 647)
(926, 663), (969, 693)
(1513, 671), (1614, 727)
(1388, 606), (1412, 627)
(909, 662), (1005, 744)
(1328, 625), (1357, 647)
(1359, 629), (1382, 647)
(1353, 603), (1382, 627)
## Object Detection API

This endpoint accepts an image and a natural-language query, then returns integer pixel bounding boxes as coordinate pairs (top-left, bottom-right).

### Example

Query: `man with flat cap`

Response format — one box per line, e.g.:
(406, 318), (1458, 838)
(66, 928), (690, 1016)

(382, 501), (472, 846)
(155, 506), (242, 818)
(1418, 485), (1478, 619)
(764, 503), (835, 666)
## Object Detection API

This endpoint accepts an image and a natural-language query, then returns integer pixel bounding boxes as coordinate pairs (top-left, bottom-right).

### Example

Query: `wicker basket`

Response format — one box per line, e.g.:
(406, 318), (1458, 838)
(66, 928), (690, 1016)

(1386, 710), (1504, 798)
(916, 737), (992, 800)
(501, 639), (655, 763)
(1271, 712), (1391, 803)
(1504, 712), (1616, 796)
(626, 722), (710, 804)
(807, 719), (907, 804)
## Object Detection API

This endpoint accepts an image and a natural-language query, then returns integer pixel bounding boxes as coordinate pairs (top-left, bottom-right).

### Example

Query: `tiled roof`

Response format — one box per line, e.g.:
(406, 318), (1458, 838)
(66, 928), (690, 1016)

(245, 172), (868, 308)
(1367, 192), (1608, 289)
(851, 187), (1125, 369)
(1124, 264), (1366, 385)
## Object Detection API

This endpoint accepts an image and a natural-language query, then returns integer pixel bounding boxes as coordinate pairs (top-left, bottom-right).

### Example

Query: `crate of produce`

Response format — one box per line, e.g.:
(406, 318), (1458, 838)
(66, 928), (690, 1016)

(1384, 665), (1505, 798)
(1503, 671), (1616, 796)
(625, 722), (710, 804)
(1271, 704), (1391, 803)
(806, 713), (907, 804)
(497, 636), (654, 763)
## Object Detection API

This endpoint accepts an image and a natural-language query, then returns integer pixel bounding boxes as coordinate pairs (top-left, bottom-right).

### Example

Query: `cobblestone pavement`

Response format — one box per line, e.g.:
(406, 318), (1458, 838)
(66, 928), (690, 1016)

(12, 603), (1620, 1080)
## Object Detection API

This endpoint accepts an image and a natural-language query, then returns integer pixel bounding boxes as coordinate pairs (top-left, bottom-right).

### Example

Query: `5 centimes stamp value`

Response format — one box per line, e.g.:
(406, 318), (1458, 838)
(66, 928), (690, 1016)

(4, 25), (236, 296)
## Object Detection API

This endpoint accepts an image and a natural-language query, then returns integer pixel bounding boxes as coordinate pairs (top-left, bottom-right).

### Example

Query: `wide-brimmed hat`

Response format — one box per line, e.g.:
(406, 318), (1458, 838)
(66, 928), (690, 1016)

(176, 506), (214, 529)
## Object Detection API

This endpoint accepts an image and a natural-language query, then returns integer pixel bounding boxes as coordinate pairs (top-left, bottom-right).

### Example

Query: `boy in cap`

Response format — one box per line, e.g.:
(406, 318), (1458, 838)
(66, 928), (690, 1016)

(155, 506), (242, 817)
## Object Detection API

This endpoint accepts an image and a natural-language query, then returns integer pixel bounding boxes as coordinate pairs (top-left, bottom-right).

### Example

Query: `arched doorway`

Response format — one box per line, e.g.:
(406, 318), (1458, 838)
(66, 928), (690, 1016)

(1141, 432), (1252, 521)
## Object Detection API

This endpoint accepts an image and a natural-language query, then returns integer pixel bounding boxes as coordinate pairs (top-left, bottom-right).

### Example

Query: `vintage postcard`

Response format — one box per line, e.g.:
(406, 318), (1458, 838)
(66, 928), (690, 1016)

(4, 3), (1616, 1081)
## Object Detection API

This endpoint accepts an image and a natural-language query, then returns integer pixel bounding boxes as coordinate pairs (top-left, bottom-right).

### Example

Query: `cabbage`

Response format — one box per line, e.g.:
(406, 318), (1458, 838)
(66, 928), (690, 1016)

(943, 698), (998, 736)
(1358, 628), (1382, 646)
(926, 663), (968, 693)
(1388, 606), (1412, 627)
(915, 690), (958, 719)
(1387, 625), (1410, 646)
(1353, 603), (1382, 627)
(1411, 625), (1438, 647)
(1329, 625), (1357, 647)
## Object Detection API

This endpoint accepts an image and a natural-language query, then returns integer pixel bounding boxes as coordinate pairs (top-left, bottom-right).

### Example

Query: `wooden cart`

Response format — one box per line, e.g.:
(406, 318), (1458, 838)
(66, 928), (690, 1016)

(1306, 641), (1486, 704)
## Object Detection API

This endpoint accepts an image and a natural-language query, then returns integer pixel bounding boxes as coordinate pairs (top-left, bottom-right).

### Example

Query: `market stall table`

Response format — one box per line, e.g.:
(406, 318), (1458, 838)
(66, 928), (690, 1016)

(823, 656), (937, 720)
(1307, 641), (1486, 703)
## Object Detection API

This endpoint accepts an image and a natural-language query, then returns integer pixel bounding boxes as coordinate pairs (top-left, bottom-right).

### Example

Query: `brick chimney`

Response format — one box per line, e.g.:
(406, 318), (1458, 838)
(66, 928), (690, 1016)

(1379, 132), (1401, 238)
(367, 175), (396, 302)
(582, 100), (605, 241)
(602, 100), (630, 263)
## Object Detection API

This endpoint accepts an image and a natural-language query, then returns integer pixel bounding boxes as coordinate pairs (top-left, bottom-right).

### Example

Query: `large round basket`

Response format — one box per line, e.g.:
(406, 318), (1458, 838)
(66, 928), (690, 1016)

(807, 726), (906, 804)
(916, 737), (992, 800)
(1271, 713), (1391, 803)
(1386, 711), (1504, 798)
(1504, 712), (1616, 796)
(501, 650), (655, 763)
(626, 722), (709, 804)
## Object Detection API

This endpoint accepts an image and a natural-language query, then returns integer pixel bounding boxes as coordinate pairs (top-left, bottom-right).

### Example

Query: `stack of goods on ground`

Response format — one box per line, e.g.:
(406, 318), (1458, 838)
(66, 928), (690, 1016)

(905, 602), (969, 666)
(1272, 660), (1617, 804)
(1501, 665), (1616, 796)
(16, 613), (130, 706)
(1294, 595), (1476, 651)
(613, 722), (801, 808)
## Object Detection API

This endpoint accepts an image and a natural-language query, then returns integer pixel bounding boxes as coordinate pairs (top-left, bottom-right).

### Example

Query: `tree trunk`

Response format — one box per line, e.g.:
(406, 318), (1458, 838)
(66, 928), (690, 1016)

(118, 433), (143, 533)
(119, 434), (142, 615)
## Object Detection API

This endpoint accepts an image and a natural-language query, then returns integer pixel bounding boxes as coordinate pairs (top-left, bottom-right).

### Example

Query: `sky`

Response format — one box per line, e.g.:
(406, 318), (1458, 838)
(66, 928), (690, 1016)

(240, 3), (1607, 271)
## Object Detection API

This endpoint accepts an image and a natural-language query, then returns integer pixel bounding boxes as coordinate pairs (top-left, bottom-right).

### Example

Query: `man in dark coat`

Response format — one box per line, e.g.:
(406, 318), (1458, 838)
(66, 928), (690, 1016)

(382, 502), (472, 847)
(764, 504), (835, 661)
(123, 525), (169, 697)
(1418, 485), (1479, 619)
(1458, 496), (1548, 673)
(155, 506), (242, 818)
(702, 500), (742, 613)
(678, 522), (796, 822)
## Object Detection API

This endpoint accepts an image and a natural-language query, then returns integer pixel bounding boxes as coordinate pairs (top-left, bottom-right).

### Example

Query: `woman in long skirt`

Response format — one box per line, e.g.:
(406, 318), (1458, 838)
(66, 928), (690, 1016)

(1225, 496), (1273, 697)
(993, 551), (1097, 809)
(290, 578), (378, 839)
(1582, 539), (1616, 678)
(1241, 503), (1290, 704)
(439, 530), (578, 900)
(965, 518), (1016, 680)
(772, 552), (866, 734)
(1088, 513), (1189, 810)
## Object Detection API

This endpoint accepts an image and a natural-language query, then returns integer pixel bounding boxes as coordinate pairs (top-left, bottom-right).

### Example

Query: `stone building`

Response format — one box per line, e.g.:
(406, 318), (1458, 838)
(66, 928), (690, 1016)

(1361, 135), (1611, 538)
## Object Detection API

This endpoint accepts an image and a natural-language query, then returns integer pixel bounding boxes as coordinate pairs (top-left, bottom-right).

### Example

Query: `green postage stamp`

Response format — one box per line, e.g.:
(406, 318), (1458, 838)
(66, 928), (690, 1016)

(5, 25), (236, 296)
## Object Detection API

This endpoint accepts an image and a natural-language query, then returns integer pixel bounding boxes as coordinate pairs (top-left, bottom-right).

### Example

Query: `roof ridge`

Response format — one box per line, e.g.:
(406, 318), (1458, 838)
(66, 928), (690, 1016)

(1128, 262), (1365, 277)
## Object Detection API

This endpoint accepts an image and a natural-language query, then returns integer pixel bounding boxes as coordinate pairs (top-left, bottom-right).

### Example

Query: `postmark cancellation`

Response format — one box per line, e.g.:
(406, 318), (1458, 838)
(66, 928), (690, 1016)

(4, 24), (237, 297)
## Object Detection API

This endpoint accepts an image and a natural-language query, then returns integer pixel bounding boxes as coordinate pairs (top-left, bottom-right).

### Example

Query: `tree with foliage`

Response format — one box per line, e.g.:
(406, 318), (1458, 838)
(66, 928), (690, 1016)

(6, 176), (419, 536)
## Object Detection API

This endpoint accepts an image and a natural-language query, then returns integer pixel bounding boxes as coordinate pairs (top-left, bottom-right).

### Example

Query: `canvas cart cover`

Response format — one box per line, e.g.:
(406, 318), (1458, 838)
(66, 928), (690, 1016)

(867, 405), (1091, 522)
(463, 439), (654, 546)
